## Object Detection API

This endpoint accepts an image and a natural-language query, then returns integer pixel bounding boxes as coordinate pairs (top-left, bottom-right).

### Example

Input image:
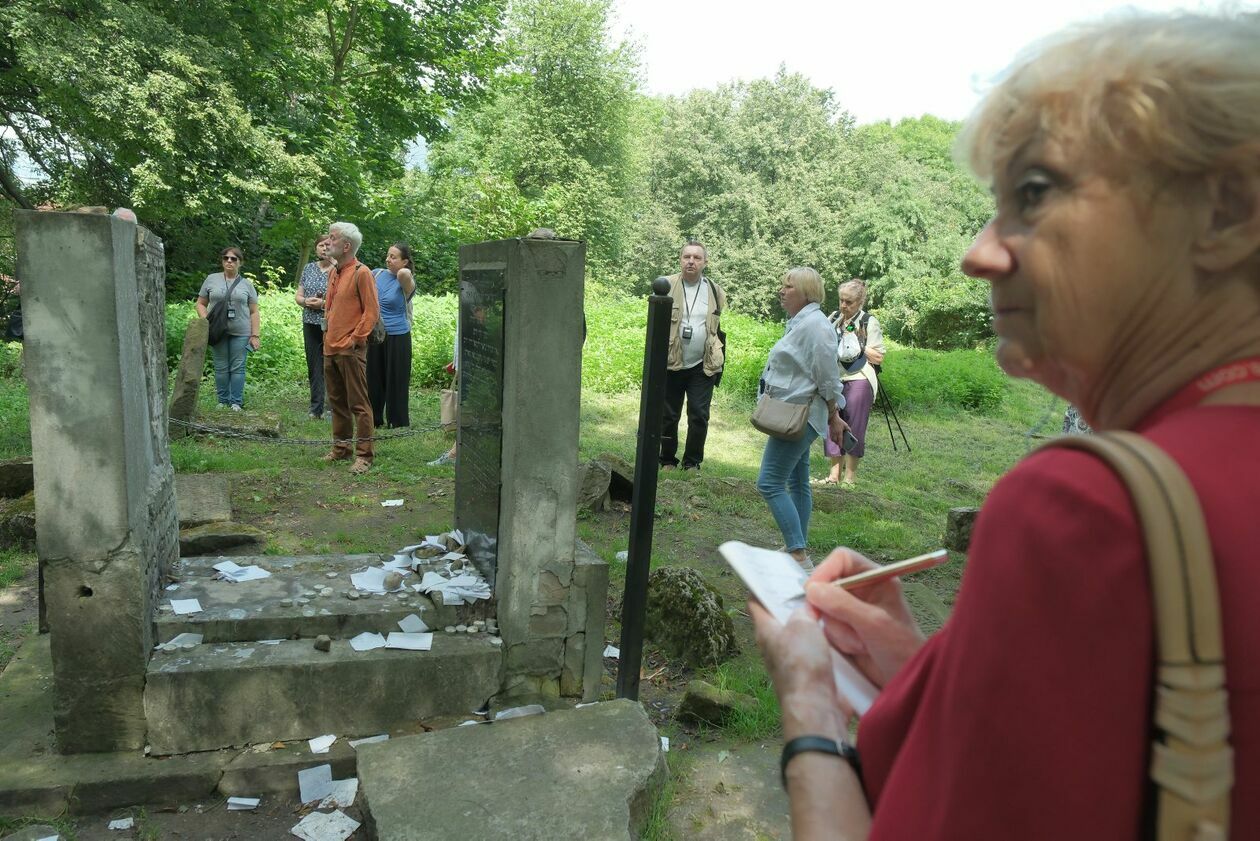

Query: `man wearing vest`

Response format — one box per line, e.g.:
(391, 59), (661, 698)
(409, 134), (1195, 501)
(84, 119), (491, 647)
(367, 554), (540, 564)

(660, 240), (727, 472)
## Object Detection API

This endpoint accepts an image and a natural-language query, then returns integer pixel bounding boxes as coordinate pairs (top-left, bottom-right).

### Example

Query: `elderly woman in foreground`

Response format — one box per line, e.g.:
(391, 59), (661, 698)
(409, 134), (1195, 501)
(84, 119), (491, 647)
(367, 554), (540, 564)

(753, 11), (1260, 839)
(755, 267), (849, 571)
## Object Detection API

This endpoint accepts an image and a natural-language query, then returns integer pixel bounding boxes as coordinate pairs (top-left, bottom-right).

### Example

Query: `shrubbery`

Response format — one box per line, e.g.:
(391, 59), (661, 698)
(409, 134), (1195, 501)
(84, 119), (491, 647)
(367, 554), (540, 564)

(158, 289), (1006, 415)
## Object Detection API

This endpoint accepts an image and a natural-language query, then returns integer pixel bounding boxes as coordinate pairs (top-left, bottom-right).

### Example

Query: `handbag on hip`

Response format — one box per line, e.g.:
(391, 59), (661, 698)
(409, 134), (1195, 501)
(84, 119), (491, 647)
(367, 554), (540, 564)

(751, 395), (810, 441)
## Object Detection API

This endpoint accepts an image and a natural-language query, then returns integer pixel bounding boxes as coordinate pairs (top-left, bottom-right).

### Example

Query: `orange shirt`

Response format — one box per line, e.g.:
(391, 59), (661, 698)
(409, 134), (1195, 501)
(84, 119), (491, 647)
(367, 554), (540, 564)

(323, 260), (378, 356)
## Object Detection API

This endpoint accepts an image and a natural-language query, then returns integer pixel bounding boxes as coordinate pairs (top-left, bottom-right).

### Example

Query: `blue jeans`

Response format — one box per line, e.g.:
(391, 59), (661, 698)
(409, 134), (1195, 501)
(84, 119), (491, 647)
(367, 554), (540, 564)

(756, 426), (819, 553)
(211, 334), (250, 407)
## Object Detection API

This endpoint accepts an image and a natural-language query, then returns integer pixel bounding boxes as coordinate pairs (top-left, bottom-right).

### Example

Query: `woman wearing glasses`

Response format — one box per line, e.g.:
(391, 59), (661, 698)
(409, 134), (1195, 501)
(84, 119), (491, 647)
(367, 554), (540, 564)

(196, 246), (260, 411)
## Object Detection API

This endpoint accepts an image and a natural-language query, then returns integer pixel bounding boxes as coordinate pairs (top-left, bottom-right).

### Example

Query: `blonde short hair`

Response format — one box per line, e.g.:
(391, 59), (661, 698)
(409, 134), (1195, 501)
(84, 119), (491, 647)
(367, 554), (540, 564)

(784, 267), (824, 305)
(958, 10), (1260, 184)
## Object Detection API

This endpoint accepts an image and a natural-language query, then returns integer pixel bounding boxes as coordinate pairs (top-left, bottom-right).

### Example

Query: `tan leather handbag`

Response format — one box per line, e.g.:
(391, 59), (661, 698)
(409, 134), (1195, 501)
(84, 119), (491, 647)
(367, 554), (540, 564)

(751, 395), (810, 441)
(1039, 432), (1232, 841)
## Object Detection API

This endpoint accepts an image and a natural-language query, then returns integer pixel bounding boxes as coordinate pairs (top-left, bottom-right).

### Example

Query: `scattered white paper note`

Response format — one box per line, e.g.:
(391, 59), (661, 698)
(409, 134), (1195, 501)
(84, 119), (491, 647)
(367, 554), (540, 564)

(33, 835), (58, 841)
(258, 639), (283, 645)
(214, 560), (244, 574)
(167, 632), (203, 647)
(450, 528), (464, 545)
(660, 736), (670, 752)
(381, 499), (404, 507)
(348, 734), (389, 748)
(108, 817), (134, 830)
(457, 719), (485, 726)
(226, 796), (260, 811)
(397, 614), (429, 633)
(349, 632), (386, 652)
(213, 559), (271, 582)
(317, 778), (358, 809)
(164, 583), (180, 591)
(494, 704), (545, 721)
(169, 599), (202, 615)
(718, 540), (879, 715)
(298, 763), (333, 804)
(385, 632), (433, 651)
(440, 551), (466, 562)
(603, 645), (620, 658)
(350, 567), (387, 593)
(308, 734), (336, 754)
(291, 809), (360, 841)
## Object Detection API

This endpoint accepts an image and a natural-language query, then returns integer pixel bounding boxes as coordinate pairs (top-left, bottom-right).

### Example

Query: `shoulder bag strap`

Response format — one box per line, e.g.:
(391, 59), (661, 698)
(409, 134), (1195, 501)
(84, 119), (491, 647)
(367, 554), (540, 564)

(1037, 432), (1231, 841)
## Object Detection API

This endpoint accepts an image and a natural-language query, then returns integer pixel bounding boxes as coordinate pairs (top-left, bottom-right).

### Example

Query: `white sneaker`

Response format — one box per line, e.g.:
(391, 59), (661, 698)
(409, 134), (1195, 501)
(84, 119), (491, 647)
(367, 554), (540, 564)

(230, 404), (242, 412)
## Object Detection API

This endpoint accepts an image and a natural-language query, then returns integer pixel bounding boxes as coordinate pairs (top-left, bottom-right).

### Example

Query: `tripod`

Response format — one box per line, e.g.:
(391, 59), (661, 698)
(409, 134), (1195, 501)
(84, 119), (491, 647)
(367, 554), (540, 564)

(875, 380), (910, 452)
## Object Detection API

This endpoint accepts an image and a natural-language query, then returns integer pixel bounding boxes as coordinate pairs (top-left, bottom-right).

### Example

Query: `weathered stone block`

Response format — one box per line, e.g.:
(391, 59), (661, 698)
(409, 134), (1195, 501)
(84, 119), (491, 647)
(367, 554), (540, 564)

(945, 507), (980, 552)
(594, 452), (634, 503)
(175, 473), (231, 529)
(561, 631), (586, 697)
(0, 491), (35, 549)
(0, 458), (34, 499)
(358, 699), (666, 841)
(178, 521), (266, 557)
(576, 460), (612, 512)
(676, 679), (758, 727)
(527, 605), (568, 638)
(644, 566), (738, 668)
(145, 637), (503, 754)
(168, 316), (208, 433)
(504, 638), (565, 676)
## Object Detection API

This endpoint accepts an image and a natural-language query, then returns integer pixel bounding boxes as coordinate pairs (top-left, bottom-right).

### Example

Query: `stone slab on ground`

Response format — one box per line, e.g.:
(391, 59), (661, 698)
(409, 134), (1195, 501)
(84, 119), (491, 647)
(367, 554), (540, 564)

(156, 553), (469, 643)
(665, 741), (789, 840)
(0, 458), (34, 499)
(144, 635), (503, 755)
(178, 521), (266, 556)
(0, 492), (35, 549)
(358, 699), (665, 840)
(1, 825), (62, 841)
(0, 636), (412, 816)
(174, 473), (231, 528)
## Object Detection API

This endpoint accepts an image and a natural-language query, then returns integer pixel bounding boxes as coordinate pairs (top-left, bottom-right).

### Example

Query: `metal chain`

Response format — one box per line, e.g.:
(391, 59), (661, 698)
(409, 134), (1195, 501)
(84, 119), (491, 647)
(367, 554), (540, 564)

(168, 416), (446, 446)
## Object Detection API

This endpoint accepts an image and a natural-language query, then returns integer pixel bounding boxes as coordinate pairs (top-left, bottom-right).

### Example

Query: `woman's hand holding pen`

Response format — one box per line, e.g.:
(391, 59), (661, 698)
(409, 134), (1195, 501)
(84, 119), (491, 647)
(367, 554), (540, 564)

(804, 548), (926, 689)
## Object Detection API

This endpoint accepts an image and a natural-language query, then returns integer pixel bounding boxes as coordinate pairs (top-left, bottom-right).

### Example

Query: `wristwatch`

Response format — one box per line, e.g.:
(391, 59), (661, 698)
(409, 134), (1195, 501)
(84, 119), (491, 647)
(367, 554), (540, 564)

(780, 736), (862, 788)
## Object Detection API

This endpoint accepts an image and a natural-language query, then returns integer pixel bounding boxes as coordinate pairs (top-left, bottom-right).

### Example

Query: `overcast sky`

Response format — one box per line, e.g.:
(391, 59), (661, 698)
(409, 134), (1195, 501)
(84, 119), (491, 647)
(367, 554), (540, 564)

(608, 0), (1249, 125)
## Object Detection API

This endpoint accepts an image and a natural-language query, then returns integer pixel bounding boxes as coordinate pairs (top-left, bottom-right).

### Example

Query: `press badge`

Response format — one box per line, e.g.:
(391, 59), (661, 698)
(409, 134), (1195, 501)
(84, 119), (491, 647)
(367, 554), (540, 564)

(680, 323), (693, 340)
(227, 306), (237, 319)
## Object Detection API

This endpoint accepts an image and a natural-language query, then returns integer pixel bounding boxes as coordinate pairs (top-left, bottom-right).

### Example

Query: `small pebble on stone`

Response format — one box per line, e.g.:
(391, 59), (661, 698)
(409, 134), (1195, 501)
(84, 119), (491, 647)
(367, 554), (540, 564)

(444, 626), (456, 634)
(456, 624), (468, 633)
(325, 572), (339, 579)
(314, 635), (332, 652)
(472, 620), (486, 628)
(280, 599), (294, 608)
(302, 609), (316, 617)
(302, 590), (317, 599)
(297, 598), (310, 606)
(179, 643), (197, 651)
(345, 591), (360, 601)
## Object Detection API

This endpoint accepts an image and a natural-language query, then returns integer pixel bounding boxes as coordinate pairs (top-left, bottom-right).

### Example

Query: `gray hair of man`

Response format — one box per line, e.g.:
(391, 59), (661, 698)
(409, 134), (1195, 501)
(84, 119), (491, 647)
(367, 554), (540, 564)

(328, 221), (363, 256)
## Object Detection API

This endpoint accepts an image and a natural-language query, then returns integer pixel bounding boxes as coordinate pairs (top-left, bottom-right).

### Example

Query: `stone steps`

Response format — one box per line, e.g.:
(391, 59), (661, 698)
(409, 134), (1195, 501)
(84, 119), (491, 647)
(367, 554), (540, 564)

(157, 553), (489, 644)
(144, 635), (503, 755)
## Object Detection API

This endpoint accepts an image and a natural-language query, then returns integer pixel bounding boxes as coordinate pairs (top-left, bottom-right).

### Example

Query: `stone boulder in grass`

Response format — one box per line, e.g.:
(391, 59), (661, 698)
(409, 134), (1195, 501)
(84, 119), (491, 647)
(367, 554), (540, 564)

(643, 566), (738, 668)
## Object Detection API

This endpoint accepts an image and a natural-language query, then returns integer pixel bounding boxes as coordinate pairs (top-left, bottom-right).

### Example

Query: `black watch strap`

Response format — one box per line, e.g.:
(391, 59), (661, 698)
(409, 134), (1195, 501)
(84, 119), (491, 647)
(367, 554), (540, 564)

(780, 735), (862, 789)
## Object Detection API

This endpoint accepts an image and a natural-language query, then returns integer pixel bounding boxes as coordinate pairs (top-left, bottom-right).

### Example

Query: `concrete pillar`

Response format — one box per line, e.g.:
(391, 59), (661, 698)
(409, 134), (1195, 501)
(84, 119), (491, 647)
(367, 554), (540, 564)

(454, 237), (608, 703)
(16, 210), (177, 753)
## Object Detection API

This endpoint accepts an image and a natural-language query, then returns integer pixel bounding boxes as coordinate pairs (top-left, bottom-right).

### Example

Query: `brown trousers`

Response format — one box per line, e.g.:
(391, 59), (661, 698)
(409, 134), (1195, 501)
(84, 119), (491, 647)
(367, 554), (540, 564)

(324, 347), (374, 461)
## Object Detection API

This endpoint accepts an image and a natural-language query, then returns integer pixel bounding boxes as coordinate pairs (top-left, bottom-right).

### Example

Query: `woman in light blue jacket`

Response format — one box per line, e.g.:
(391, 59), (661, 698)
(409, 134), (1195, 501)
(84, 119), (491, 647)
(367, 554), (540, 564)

(755, 267), (850, 570)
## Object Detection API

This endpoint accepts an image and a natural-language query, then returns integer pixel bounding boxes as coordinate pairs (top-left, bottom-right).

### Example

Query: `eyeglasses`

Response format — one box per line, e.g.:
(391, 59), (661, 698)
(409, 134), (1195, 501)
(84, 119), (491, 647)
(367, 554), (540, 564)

(222, 256), (239, 262)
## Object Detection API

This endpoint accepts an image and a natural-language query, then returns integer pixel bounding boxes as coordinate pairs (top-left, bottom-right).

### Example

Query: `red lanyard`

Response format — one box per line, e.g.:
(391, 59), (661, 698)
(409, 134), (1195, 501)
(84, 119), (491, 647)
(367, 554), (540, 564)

(1145, 356), (1260, 424)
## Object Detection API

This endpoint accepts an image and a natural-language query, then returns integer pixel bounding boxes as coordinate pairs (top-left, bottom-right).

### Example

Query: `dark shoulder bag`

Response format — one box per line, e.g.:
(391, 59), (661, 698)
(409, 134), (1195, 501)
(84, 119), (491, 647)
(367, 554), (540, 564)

(708, 277), (727, 387)
(207, 277), (242, 345)
(360, 266), (386, 345)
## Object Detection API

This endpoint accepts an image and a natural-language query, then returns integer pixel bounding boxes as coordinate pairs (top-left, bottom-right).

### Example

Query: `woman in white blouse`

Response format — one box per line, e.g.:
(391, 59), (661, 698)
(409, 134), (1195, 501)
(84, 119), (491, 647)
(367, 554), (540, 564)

(823, 279), (885, 486)
(755, 267), (851, 570)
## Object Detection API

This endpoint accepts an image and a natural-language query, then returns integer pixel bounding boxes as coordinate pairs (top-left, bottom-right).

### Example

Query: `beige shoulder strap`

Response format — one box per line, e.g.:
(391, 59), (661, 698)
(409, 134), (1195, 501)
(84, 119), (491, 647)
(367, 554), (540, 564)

(1038, 432), (1232, 841)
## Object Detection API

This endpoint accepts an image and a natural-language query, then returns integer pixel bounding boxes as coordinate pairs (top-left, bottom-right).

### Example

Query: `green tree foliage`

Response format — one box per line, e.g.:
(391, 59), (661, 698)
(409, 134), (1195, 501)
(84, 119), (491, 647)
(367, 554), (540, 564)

(0, 0), (505, 278)
(414, 0), (640, 292)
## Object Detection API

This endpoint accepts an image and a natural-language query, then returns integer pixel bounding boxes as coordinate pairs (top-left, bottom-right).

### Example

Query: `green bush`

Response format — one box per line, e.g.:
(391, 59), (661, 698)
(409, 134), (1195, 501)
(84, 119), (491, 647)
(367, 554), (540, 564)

(878, 345), (1007, 414)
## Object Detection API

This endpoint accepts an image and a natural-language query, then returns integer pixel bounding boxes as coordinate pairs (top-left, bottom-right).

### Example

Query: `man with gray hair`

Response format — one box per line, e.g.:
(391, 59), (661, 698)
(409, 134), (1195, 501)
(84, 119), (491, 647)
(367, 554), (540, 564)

(322, 222), (379, 474)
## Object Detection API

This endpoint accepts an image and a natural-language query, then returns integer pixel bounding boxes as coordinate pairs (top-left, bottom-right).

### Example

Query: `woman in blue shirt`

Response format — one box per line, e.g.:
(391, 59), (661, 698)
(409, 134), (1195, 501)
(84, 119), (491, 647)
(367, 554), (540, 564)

(755, 267), (849, 570)
(367, 242), (416, 428)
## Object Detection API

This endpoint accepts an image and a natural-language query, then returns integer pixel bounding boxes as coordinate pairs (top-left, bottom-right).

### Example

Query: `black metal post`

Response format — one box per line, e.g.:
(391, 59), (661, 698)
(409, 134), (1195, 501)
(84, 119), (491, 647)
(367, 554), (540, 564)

(616, 277), (672, 700)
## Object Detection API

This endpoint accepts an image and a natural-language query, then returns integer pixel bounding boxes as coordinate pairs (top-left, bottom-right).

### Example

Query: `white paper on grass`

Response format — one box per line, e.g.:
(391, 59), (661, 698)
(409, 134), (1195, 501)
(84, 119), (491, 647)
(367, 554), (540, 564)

(169, 599), (202, 615)
(226, 796), (260, 810)
(348, 734), (389, 748)
(397, 613), (429, 633)
(718, 540), (879, 715)
(317, 777), (358, 808)
(298, 763), (333, 803)
(349, 632), (387, 652)
(164, 583), (179, 591)
(603, 645), (620, 658)
(290, 809), (360, 841)
(385, 632), (433, 651)
(107, 817), (134, 830)
(308, 734), (336, 754)
(381, 499), (404, 507)
(34, 835), (59, 841)
(660, 736), (670, 752)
